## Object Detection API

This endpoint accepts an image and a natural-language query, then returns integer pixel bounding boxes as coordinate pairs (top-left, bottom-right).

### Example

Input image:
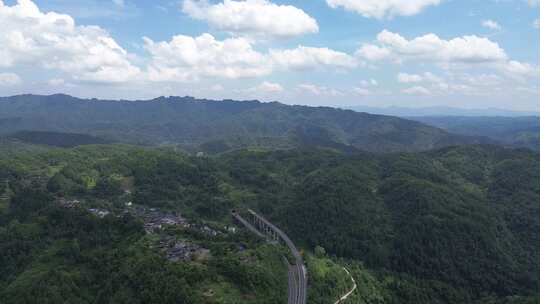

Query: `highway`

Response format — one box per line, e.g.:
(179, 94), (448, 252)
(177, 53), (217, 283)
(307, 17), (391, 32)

(287, 263), (298, 304)
(247, 209), (307, 304)
(233, 209), (307, 304)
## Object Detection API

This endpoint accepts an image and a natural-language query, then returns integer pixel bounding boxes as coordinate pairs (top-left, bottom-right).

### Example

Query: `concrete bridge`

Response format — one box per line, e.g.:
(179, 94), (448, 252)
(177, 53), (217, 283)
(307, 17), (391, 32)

(0, 179), (10, 201)
(232, 209), (308, 304)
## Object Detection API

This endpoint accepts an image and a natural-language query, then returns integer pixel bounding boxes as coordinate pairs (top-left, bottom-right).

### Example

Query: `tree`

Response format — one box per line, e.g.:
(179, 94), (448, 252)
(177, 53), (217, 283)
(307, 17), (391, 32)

(315, 246), (326, 258)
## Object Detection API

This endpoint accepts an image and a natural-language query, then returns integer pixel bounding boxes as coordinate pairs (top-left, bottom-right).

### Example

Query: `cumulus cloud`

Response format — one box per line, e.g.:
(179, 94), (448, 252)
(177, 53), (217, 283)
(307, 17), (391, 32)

(482, 19), (501, 30)
(358, 30), (540, 80)
(143, 33), (272, 82)
(355, 44), (391, 61)
(0, 73), (21, 86)
(397, 72), (474, 95)
(397, 73), (423, 83)
(458, 73), (501, 86)
(0, 0), (140, 83)
(498, 60), (540, 78)
(396, 71), (511, 96)
(357, 30), (508, 64)
(297, 84), (343, 96)
(397, 72), (441, 83)
(182, 0), (318, 39)
(143, 33), (361, 82)
(326, 0), (441, 19)
(247, 81), (284, 93)
(270, 46), (359, 71)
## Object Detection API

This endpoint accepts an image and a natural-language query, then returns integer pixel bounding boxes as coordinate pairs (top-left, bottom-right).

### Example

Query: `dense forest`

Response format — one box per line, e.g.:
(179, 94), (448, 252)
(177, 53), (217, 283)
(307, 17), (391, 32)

(1, 140), (539, 303)
(0, 143), (289, 303)
(0, 94), (491, 153)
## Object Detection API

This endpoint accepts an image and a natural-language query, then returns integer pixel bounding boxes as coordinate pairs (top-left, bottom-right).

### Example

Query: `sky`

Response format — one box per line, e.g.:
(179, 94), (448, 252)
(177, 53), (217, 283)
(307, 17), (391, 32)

(0, 0), (539, 110)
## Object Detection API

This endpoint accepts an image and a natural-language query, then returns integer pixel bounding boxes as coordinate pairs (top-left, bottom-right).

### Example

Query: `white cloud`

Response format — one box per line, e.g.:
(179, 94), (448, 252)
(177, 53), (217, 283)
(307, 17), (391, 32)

(482, 19), (501, 30)
(528, 0), (540, 7)
(459, 73), (501, 86)
(0, 0), (140, 83)
(403, 86), (431, 95)
(397, 73), (423, 83)
(397, 72), (441, 83)
(247, 81), (284, 93)
(326, 0), (441, 19)
(352, 87), (370, 96)
(182, 0), (318, 39)
(143, 33), (272, 82)
(358, 30), (540, 80)
(533, 19), (540, 29)
(355, 44), (391, 61)
(270, 46), (359, 71)
(498, 60), (540, 77)
(357, 30), (508, 64)
(397, 72), (472, 95)
(396, 72), (510, 96)
(143, 33), (361, 82)
(297, 84), (323, 95)
(297, 83), (343, 96)
(0, 72), (21, 86)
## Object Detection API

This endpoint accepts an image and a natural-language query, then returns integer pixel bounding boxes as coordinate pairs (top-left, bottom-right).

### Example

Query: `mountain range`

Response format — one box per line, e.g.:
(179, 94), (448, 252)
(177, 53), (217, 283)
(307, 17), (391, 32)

(347, 105), (540, 117)
(0, 94), (491, 153)
(412, 116), (540, 151)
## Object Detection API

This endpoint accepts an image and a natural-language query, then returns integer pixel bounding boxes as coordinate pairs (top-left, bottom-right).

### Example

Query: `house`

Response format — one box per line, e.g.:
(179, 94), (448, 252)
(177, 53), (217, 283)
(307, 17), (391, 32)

(88, 208), (111, 218)
(157, 238), (210, 262)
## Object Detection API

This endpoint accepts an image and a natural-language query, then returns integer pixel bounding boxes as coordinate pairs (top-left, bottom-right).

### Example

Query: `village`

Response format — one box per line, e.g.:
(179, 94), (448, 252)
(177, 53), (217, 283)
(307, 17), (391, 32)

(57, 197), (231, 262)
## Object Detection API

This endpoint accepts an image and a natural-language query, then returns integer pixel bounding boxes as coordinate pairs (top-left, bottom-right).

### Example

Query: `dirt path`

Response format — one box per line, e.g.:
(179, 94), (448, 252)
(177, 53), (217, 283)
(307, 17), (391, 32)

(333, 267), (357, 304)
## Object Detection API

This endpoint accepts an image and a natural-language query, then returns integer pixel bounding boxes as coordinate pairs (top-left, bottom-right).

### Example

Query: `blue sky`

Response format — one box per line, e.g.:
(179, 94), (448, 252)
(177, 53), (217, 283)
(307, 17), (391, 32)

(0, 0), (539, 110)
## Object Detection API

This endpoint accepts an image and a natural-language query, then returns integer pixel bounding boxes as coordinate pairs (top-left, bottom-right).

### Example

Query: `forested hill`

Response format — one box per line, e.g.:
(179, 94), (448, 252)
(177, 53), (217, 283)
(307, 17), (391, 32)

(8, 131), (110, 148)
(0, 94), (491, 153)
(1, 143), (540, 303)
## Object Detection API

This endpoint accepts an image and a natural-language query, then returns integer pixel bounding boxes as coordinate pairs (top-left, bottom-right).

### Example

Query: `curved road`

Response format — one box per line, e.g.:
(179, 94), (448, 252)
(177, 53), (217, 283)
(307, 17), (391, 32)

(247, 209), (307, 304)
(233, 209), (307, 304)
(287, 263), (298, 304)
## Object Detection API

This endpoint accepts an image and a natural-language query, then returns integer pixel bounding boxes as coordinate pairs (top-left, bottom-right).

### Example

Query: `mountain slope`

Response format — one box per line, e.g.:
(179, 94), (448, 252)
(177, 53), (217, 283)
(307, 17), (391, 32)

(220, 145), (540, 303)
(1, 144), (540, 303)
(0, 94), (491, 153)
(9, 131), (110, 148)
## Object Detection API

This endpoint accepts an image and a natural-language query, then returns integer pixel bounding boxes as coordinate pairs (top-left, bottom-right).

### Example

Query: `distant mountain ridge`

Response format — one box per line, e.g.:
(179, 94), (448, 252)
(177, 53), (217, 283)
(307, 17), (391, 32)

(347, 105), (540, 117)
(411, 116), (540, 151)
(0, 94), (492, 153)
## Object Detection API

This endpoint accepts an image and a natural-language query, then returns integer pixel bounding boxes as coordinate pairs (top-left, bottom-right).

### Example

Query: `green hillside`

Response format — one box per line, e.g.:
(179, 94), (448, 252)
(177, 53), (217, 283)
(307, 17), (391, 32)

(0, 94), (491, 153)
(1, 143), (539, 303)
